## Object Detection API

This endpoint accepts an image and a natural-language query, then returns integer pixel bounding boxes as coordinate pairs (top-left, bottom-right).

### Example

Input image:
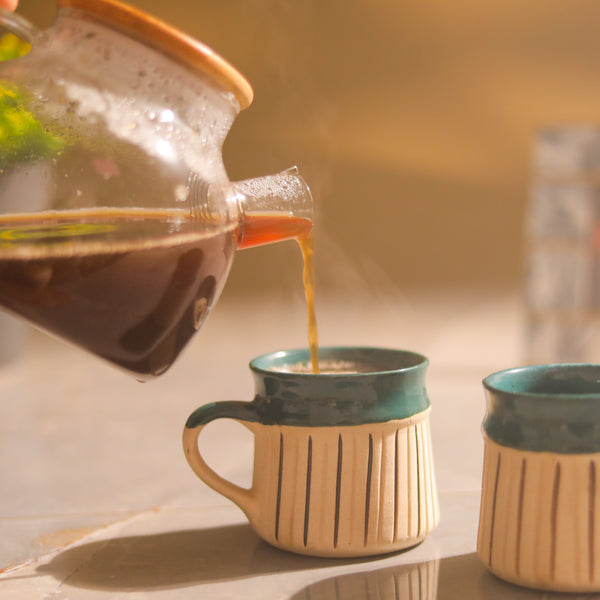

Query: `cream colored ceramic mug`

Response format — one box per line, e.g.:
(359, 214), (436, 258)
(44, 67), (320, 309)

(478, 364), (600, 592)
(183, 347), (439, 557)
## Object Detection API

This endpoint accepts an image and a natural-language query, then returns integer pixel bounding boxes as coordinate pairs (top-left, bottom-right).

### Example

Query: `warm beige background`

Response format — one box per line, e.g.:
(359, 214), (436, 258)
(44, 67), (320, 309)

(14, 0), (600, 299)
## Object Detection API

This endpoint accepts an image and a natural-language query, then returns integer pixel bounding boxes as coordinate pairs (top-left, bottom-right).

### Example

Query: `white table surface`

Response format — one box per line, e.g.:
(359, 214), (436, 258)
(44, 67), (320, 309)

(0, 287), (582, 599)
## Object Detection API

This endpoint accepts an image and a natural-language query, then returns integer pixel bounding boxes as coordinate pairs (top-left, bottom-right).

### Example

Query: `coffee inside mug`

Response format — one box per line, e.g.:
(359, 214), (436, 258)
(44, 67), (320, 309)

(272, 359), (370, 374)
(264, 347), (426, 375)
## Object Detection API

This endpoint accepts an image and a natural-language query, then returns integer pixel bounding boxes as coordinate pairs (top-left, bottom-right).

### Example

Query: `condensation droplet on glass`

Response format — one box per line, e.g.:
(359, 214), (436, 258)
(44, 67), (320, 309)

(155, 140), (174, 159)
(174, 184), (188, 202)
(160, 109), (174, 123)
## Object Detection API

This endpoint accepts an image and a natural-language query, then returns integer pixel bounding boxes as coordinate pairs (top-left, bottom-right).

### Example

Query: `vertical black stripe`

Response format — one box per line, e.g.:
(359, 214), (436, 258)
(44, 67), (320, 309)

(391, 572), (399, 600)
(550, 461), (561, 581)
(334, 434), (343, 548)
(515, 457), (527, 575)
(303, 436), (313, 547)
(590, 460), (596, 584)
(407, 429), (412, 536)
(414, 425), (422, 537)
(488, 451), (502, 568)
(364, 434), (374, 546)
(275, 432), (284, 540)
(334, 577), (341, 600)
(423, 429), (433, 531)
(407, 569), (414, 600)
(374, 571), (382, 600)
(394, 428), (399, 542)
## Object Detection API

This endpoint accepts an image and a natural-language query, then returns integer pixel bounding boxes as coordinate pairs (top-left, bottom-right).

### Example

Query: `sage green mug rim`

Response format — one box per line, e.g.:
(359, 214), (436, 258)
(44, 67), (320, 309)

(184, 346), (431, 430)
(482, 363), (600, 454)
(483, 363), (600, 400)
(250, 346), (428, 377)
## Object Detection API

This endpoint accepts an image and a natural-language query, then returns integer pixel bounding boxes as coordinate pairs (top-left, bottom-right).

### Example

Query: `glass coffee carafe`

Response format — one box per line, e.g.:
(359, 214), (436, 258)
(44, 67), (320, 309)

(0, 0), (313, 379)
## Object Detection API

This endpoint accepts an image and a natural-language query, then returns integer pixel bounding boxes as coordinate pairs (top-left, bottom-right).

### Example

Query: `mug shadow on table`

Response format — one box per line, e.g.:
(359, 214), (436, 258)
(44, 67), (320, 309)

(36, 523), (374, 591)
(38, 525), (582, 598)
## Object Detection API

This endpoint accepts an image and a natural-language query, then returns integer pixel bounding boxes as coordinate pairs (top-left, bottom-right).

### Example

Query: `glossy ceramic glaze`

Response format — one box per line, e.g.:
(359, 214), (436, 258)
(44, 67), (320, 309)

(483, 364), (600, 453)
(187, 347), (431, 428)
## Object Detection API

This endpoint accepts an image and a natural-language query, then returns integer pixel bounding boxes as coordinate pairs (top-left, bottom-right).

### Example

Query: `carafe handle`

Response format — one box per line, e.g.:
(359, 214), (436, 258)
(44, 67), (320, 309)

(0, 9), (42, 45)
(183, 401), (259, 520)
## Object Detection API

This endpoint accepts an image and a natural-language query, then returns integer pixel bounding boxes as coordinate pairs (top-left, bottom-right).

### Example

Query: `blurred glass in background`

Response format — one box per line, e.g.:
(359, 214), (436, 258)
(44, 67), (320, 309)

(525, 126), (600, 363)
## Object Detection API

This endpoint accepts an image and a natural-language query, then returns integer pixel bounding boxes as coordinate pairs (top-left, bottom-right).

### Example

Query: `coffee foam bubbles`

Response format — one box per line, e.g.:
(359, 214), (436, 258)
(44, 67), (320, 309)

(272, 359), (372, 374)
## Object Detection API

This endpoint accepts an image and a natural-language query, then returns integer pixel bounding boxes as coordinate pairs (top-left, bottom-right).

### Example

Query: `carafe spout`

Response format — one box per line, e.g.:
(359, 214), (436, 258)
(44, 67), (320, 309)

(229, 166), (313, 249)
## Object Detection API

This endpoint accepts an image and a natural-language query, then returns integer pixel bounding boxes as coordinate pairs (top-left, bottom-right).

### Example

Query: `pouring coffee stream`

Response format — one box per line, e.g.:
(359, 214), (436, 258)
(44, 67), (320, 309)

(0, 0), (319, 378)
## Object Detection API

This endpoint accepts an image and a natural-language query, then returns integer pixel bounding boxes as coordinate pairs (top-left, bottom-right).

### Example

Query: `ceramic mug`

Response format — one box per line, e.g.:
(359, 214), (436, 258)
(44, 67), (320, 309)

(478, 364), (600, 592)
(183, 347), (439, 557)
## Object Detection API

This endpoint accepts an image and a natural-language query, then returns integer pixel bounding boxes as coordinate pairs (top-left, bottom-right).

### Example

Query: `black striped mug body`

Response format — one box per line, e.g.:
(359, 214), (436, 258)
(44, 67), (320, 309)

(183, 347), (439, 557)
(478, 364), (600, 591)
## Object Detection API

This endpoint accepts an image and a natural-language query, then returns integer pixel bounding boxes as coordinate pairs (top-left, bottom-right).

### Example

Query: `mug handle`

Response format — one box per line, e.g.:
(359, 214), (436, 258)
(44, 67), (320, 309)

(0, 9), (42, 45)
(182, 401), (259, 519)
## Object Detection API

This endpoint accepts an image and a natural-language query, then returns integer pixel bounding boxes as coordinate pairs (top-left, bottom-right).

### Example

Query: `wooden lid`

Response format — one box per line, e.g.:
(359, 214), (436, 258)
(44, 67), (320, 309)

(57, 0), (253, 110)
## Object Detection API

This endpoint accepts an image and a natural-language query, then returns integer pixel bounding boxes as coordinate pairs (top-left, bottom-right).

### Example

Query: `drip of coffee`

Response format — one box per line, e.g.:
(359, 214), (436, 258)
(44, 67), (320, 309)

(299, 236), (319, 373)
(232, 212), (319, 373)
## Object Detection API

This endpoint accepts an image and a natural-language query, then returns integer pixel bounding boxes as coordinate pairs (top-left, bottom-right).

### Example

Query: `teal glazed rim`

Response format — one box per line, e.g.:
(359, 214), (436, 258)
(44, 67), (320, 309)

(250, 346), (427, 377)
(483, 363), (600, 454)
(185, 347), (430, 429)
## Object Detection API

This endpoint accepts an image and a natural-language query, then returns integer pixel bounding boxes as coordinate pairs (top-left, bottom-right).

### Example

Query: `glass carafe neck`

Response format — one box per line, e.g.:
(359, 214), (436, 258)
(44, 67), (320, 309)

(223, 166), (313, 249)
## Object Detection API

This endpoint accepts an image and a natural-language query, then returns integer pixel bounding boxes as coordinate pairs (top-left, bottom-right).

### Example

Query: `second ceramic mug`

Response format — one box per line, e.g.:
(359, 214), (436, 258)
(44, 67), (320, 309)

(183, 347), (439, 557)
(478, 363), (600, 592)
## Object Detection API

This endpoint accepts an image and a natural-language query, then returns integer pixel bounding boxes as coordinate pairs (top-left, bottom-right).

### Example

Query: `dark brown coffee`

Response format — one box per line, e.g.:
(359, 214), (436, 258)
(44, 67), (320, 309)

(0, 206), (320, 379)
(0, 208), (236, 379)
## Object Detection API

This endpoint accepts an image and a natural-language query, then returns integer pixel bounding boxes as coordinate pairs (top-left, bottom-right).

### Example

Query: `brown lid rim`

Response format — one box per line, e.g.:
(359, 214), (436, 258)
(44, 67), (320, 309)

(56, 0), (253, 110)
